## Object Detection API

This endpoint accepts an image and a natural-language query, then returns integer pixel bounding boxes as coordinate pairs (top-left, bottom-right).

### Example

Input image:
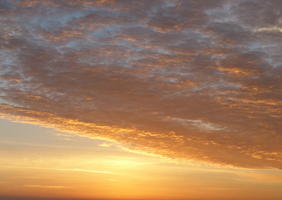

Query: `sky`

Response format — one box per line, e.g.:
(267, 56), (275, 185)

(0, 0), (282, 199)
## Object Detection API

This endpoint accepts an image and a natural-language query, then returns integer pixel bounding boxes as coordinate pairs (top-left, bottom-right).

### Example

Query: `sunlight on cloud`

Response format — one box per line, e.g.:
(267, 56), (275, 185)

(24, 185), (69, 189)
(0, 0), (282, 170)
(255, 27), (282, 33)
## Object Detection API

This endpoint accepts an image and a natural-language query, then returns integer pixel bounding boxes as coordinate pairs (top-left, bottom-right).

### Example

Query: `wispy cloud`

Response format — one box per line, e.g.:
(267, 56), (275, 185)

(0, 0), (282, 169)
(1, 165), (114, 175)
(23, 185), (69, 189)
(55, 168), (113, 175)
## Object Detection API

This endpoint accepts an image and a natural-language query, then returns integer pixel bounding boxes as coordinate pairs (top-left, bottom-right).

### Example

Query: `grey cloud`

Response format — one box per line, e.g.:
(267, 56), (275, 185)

(0, 0), (282, 169)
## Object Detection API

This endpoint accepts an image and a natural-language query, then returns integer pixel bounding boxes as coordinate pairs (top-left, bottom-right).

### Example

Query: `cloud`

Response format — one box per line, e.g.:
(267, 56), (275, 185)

(0, 0), (282, 169)
(3, 165), (114, 175)
(23, 185), (68, 189)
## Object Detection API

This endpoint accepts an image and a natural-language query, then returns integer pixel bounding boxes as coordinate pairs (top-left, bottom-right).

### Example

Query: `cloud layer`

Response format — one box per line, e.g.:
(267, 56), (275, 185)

(1, 0), (282, 169)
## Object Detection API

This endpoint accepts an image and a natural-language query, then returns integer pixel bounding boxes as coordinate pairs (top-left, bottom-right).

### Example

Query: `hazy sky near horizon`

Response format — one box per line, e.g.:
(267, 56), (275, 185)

(1, 119), (282, 200)
(0, 0), (282, 199)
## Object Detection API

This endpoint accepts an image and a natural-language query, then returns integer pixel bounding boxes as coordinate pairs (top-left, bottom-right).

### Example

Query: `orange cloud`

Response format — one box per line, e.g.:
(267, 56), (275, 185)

(0, 0), (282, 170)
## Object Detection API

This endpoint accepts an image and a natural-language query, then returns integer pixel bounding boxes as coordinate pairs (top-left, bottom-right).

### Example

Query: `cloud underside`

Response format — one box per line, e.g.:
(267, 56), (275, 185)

(0, 0), (282, 169)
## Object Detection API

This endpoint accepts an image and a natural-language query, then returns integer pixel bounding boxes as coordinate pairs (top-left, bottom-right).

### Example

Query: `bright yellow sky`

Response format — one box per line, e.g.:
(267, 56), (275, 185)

(1, 119), (282, 200)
